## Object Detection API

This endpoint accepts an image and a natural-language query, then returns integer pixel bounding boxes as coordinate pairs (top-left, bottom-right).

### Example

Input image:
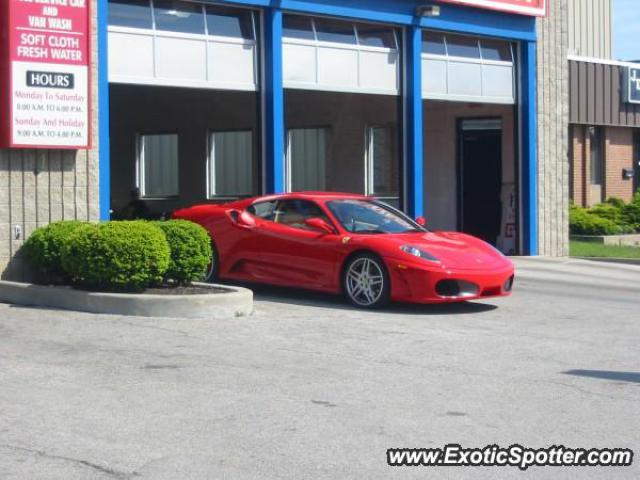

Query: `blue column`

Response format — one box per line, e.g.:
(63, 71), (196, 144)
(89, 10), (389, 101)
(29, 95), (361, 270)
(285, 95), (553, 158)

(521, 41), (538, 255)
(263, 8), (285, 193)
(405, 25), (424, 218)
(97, 0), (111, 220)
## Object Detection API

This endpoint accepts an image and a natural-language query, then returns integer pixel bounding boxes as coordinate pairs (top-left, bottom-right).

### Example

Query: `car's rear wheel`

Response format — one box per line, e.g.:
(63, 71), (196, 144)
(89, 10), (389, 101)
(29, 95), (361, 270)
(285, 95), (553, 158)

(203, 241), (219, 283)
(343, 253), (390, 309)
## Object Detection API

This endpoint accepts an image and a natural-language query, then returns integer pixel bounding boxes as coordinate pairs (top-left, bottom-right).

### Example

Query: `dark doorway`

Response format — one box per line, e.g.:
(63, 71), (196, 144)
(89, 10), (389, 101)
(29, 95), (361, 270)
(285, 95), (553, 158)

(458, 119), (502, 245)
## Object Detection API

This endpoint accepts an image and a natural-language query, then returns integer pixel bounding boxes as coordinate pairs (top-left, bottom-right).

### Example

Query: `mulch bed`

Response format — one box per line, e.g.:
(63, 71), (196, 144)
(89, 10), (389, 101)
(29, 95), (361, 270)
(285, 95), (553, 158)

(34, 282), (231, 295)
(141, 284), (230, 295)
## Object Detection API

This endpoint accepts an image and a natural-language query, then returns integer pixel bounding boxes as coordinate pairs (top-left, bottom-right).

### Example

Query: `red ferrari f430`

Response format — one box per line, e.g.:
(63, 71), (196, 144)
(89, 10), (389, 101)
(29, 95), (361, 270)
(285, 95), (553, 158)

(173, 192), (514, 308)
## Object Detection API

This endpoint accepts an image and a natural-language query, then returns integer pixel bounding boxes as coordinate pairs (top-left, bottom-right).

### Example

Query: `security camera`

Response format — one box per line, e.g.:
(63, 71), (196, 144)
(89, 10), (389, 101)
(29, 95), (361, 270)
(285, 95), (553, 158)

(416, 5), (441, 17)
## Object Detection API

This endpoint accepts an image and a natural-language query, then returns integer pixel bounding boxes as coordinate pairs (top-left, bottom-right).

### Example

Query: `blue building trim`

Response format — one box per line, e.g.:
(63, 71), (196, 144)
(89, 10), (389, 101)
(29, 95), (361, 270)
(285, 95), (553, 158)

(521, 41), (538, 255)
(263, 7), (285, 193)
(98, 0), (540, 254)
(405, 25), (423, 218)
(221, 0), (536, 40)
(97, 0), (110, 220)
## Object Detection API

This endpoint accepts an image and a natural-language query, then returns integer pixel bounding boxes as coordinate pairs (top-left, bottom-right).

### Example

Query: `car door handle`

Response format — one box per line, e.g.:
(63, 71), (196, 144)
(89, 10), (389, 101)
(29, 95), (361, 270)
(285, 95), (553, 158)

(227, 210), (256, 229)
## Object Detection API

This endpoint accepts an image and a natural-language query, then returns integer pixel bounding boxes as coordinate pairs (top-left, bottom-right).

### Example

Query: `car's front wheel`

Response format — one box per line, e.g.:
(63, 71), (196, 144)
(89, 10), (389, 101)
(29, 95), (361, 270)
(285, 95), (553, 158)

(343, 253), (390, 308)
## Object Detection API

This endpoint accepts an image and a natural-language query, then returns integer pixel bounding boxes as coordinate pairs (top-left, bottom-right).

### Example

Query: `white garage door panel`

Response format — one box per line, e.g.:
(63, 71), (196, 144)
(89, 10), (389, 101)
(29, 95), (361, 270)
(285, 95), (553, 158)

(359, 51), (398, 92)
(208, 42), (255, 87)
(482, 64), (514, 100)
(317, 47), (358, 88)
(448, 62), (483, 97)
(155, 37), (207, 81)
(108, 32), (154, 79)
(422, 58), (447, 96)
(283, 43), (317, 84)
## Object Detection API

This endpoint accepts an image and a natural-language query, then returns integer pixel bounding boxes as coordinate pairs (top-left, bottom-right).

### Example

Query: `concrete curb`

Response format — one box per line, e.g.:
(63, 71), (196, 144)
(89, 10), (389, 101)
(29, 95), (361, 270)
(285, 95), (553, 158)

(0, 281), (253, 319)
(573, 257), (640, 266)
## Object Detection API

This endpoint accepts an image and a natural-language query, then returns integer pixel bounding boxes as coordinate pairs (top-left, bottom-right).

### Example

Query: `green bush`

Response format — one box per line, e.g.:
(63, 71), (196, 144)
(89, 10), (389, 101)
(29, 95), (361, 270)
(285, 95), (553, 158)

(61, 221), (170, 291)
(622, 191), (640, 231)
(154, 220), (212, 285)
(588, 203), (634, 234)
(570, 205), (624, 235)
(23, 220), (86, 283)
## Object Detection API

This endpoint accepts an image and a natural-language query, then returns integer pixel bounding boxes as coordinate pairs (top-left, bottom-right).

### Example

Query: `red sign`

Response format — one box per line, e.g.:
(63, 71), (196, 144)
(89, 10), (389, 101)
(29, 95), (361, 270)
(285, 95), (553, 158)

(438, 0), (546, 16)
(1, 0), (91, 148)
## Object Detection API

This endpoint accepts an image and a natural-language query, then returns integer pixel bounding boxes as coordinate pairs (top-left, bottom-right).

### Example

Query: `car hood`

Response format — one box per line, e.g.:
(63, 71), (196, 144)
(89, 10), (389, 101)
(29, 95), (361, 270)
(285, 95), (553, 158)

(360, 231), (512, 270)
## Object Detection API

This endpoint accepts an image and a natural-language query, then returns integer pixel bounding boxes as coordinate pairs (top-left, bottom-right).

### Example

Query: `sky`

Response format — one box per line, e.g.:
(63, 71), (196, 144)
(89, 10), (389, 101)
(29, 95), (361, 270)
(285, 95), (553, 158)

(613, 0), (640, 60)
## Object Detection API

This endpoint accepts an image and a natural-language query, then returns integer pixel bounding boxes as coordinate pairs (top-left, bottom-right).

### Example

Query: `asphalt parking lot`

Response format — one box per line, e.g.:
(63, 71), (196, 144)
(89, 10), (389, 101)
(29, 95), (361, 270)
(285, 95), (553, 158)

(1, 257), (639, 479)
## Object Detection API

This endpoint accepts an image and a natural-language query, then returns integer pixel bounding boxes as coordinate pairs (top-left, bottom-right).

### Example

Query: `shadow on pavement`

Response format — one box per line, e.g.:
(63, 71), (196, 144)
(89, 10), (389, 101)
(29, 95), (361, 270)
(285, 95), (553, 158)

(226, 282), (499, 316)
(563, 370), (640, 384)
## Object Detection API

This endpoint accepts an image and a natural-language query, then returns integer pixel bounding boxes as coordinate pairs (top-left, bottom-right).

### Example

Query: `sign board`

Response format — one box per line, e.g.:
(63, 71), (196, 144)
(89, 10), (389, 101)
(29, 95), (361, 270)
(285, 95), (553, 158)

(437, 0), (546, 16)
(625, 66), (640, 104)
(1, 0), (91, 149)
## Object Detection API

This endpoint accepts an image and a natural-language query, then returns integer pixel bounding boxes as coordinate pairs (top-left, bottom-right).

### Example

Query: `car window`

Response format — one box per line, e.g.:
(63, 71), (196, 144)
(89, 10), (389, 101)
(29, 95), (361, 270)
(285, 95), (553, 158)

(273, 199), (330, 230)
(247, 200), (277, 220)
(327, 200), (421, 234)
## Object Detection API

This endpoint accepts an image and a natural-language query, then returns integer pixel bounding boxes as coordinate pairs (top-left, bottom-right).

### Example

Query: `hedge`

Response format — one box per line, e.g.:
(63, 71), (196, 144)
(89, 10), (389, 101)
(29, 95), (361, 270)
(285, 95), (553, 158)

(154, 220), (212, 285)
(23, 220), (86, 283)
(60, 221), (170, 291)
(570, 192), (640, 236)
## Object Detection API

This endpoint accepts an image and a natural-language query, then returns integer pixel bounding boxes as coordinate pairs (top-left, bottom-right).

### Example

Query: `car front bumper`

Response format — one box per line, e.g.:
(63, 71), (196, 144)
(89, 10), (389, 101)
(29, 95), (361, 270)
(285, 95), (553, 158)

(385, 257), (515, 304)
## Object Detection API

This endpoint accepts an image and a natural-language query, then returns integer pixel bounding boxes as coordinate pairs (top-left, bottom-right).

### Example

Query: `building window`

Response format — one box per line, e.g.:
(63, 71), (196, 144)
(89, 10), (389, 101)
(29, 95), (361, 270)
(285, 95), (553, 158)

(283, 15), (315, 41)
(366, 125), (398, 200)
(138, 134), (179, 198)
(357, 24), (397, 48)
(589, 127), (604, 186)
(446, 34), (481, 59)
(153, 0), (206, 34)
(108, 0), (258, 90)
(205, 5), (254, 39)
(421, 31), (515, 103)
(282, 15), (400, 94)
(108, 0), (152, 29)
(314, 18), (357, 45)
(286, 128), (328, 192)
(208, 131), (254, 197)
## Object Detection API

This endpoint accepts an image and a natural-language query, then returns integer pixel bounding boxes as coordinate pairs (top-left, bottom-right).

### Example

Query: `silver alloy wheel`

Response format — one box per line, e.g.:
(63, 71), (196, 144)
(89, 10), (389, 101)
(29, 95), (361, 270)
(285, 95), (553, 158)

(346, 257), (385, 306)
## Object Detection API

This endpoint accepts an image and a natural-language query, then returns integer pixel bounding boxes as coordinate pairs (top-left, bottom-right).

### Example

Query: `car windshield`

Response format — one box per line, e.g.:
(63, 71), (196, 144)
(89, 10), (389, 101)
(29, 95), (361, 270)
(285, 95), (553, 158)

(327, 200), (424, 234)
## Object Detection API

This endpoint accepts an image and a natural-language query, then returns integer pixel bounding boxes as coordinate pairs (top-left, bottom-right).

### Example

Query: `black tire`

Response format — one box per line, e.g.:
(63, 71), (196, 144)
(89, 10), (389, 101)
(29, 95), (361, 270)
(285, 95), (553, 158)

(342, 253), (390, 309)
(203, 240), (219, 283)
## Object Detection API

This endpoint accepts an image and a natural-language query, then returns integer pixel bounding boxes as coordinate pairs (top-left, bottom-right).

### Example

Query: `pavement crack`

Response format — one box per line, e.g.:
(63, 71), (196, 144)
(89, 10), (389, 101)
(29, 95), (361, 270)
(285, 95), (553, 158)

(0, 444), (139, 479)
(117, 320), (198, 339)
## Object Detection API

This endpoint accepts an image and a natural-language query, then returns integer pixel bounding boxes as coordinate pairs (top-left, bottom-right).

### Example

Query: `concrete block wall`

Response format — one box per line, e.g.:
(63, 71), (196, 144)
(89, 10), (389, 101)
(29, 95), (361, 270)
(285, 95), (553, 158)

(536, 0), (570, 256)
(0, 0), (100, 281)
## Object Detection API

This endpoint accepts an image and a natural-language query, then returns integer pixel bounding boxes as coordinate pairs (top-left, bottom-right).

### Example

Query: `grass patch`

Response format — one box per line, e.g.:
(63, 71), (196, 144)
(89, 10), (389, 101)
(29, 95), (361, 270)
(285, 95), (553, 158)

(570, 241), (640, 259)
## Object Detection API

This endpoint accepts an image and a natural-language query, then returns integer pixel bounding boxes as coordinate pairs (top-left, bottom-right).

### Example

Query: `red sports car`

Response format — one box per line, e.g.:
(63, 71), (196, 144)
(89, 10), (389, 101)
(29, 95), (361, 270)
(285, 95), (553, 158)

(173, 192), (514, 308)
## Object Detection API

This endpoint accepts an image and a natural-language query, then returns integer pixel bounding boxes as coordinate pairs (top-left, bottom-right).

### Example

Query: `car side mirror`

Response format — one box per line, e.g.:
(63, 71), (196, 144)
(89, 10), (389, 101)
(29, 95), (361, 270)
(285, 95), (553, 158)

(304, 217), (334, 234)
(415, 216), (427, 227)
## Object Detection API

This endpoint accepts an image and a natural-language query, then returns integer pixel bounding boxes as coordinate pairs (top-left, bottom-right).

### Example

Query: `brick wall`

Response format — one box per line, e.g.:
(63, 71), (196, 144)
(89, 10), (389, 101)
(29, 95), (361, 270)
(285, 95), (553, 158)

(569, 125), (636, 206)
(570, 126), (586, 206)
(604, 127), (635, 202)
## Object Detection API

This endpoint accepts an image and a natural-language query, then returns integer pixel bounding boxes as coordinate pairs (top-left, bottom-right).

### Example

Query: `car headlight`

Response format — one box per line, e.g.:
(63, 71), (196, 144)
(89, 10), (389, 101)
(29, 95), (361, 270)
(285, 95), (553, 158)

(400, 245), (440, 263)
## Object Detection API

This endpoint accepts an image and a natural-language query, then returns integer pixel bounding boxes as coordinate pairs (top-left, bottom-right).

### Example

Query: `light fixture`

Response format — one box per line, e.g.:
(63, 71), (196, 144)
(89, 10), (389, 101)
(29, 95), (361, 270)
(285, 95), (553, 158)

(416, 5), (441, 17)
